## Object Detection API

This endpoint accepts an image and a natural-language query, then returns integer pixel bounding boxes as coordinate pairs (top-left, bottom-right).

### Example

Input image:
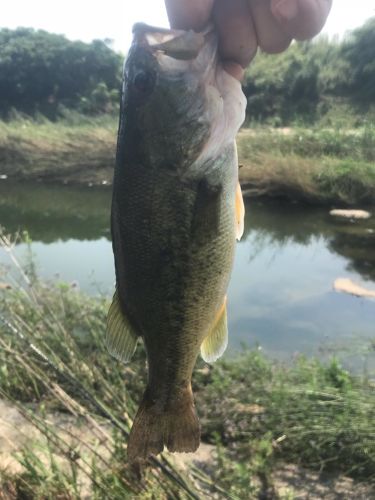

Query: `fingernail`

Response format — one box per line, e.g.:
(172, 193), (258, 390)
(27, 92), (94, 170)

(271, 0), (298, 21)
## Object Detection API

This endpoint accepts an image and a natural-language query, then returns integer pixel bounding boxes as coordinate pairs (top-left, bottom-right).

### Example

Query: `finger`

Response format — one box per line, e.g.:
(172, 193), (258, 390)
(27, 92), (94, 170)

(222, 61), (245, 81)
(248, 0), (292, 53)
(164, 0), (214, 31)
(214, 0), (258, 68)
(271, 0), (332, 40)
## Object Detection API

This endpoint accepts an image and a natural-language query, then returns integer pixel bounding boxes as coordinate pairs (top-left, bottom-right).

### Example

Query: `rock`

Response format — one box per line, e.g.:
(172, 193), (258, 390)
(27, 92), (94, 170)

(330, 209), (371, 220)
(169, 442), (216, 471)
(333, 278), (375, 299)
(197, 366), (211, 376)
(234, 403), (265, 415)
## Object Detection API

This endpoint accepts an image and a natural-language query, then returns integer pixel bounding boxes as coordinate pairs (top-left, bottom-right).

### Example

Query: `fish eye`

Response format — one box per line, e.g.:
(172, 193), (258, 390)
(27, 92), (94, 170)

(133, 70), (155, 93)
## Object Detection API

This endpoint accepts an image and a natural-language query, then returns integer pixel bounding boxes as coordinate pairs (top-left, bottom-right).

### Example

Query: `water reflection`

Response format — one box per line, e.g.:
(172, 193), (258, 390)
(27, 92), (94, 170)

(243, 200), (375, 282)
(0, 183), (111, 242)
(1, 183), (374, 282)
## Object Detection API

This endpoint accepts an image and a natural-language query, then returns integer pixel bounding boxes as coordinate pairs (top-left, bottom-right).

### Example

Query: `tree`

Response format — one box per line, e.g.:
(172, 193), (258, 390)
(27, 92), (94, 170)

(0, 28), (122, 116)
(243, 42), (321, 124)
(341, 17), (375, 102)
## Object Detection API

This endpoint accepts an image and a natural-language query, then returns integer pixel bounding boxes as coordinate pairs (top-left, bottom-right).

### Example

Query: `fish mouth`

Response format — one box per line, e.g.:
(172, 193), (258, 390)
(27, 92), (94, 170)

(132, 22), (212, 61)
(127, 22), (246, 161)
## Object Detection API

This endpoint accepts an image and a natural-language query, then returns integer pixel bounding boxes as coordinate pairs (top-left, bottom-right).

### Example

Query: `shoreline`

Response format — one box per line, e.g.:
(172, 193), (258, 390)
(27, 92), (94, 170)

(1, 176), (374, 212)
(0, 119), (374, 206)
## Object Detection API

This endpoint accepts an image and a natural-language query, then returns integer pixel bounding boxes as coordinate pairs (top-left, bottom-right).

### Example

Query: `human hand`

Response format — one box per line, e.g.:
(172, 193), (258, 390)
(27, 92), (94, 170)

(164, 0), (332, 79)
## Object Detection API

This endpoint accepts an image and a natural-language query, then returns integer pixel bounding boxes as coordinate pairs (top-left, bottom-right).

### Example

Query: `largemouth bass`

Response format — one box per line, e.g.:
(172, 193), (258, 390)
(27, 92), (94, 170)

(107, 23), (246, 461)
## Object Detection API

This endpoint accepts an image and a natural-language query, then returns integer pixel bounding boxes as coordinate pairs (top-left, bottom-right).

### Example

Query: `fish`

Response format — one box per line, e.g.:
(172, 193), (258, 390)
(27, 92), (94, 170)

(106, 22), (246, 462)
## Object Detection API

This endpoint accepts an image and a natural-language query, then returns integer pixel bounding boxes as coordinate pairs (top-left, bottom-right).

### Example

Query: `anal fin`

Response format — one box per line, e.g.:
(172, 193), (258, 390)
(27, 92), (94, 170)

(200, 297), (228, 363)
(106, 290), (138, 363)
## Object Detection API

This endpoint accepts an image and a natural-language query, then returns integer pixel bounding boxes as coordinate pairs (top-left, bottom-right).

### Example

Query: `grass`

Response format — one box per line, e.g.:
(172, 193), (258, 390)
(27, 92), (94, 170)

(0, 233), (374, 498)
(0, 114), (375, 205)
(0, 113), (116, 184)
(197, 354), (375, 478)
(237, 126), (375, 205)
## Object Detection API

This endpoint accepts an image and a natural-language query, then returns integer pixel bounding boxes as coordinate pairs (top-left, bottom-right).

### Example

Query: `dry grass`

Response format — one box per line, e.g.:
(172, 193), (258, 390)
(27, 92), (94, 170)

(239, 153), (320, 201)
(237, 128), (375, 205)
(0, 116), (116, 184)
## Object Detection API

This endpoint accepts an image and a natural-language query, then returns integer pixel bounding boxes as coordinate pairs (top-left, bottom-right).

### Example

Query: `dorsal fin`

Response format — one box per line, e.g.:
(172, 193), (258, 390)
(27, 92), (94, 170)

(200, 297), (228, 363)
(106, 290), (138, 363)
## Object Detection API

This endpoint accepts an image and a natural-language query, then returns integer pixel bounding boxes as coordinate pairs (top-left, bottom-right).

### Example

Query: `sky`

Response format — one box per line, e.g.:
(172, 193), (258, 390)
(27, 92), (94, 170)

(1, 0), (374, 54)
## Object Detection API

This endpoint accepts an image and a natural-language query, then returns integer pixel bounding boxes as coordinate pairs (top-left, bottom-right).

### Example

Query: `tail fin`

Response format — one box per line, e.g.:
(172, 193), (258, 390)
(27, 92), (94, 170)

(127, 385), (200, 462)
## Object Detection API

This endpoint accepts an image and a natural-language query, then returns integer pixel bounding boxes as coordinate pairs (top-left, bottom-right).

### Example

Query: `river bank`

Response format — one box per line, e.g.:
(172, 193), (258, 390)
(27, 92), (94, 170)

(0, 243), (374, 498)
(1, 117), (374, 206)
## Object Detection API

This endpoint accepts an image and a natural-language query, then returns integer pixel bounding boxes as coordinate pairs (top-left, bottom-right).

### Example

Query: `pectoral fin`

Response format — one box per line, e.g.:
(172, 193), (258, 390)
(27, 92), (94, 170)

(106, 290), (138, 363)
(236, 182), (245, 241)
(200, 297), (228, 363)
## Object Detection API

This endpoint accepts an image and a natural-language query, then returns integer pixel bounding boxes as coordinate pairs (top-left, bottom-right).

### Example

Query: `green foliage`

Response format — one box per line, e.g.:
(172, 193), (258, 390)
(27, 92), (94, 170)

(243, 18), (375, 124)
(80, 82), (120, 114)
(0, 28), (122, 118)
(196, 351), (375, 481)
(1, 18), (375, 123)
(316, 157), (375, 204)
(244, 42), (321, 124)
(237, 127), (375, 205)
(341, 18), (375, 102)
(239, 126), (375, 162)
(211, 438), (263, 498)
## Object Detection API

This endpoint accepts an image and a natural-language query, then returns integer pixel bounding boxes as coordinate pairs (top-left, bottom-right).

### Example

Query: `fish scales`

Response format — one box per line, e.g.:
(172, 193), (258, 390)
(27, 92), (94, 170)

(114, 148), (236, 374)
(107, 23), (246, 461)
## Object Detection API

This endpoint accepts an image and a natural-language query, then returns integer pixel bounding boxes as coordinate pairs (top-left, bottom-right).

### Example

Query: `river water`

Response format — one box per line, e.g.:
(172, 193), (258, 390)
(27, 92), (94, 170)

(1, 182), (374, 372)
